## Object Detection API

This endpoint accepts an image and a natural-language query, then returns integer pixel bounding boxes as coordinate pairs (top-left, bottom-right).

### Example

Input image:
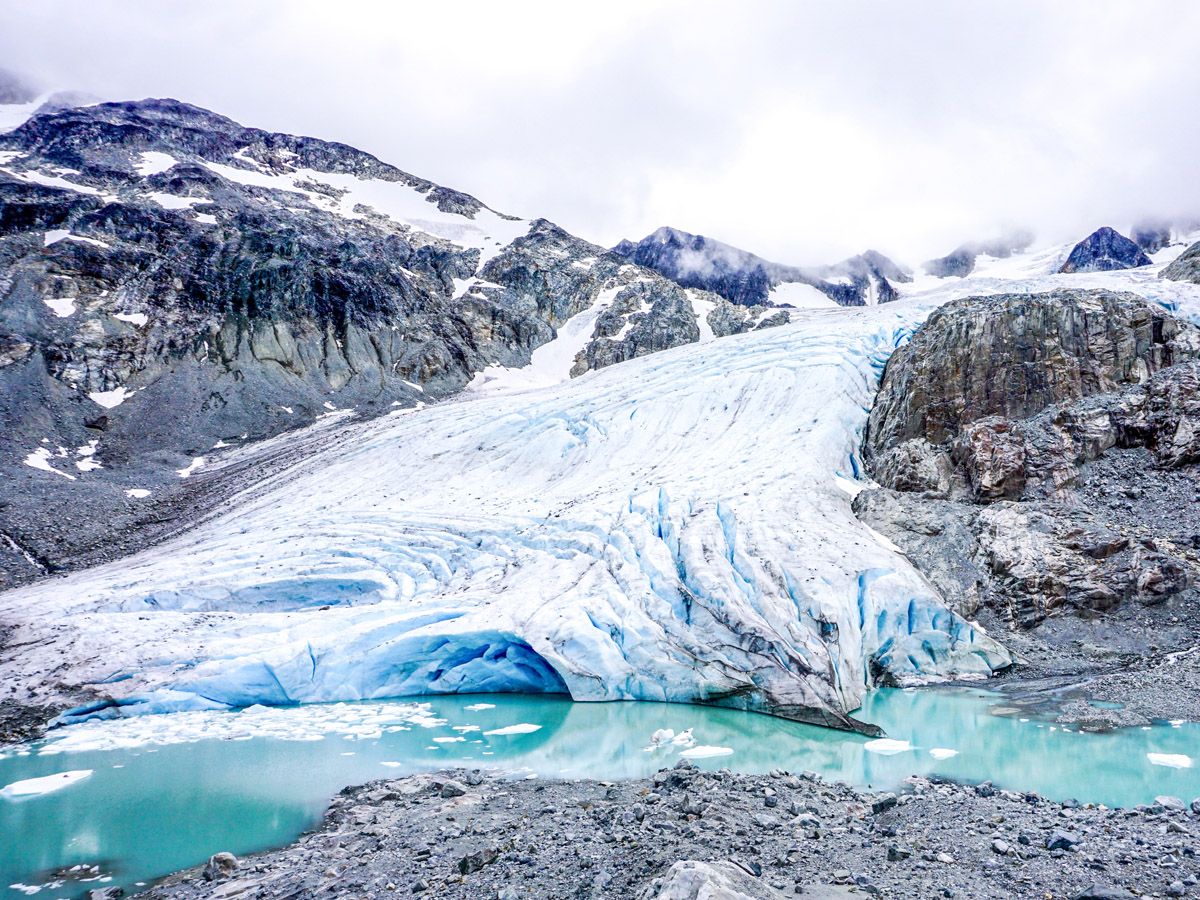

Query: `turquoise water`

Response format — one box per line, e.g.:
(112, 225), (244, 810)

(2, 687), (1198, 898)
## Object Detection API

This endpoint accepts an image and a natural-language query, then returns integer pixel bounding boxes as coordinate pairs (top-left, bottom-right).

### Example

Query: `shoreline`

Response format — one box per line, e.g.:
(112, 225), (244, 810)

(139, 765), (1197, 900)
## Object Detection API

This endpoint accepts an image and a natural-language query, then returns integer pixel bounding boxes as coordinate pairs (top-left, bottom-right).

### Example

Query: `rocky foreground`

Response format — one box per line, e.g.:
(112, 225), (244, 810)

(143, 766), (1199, 900)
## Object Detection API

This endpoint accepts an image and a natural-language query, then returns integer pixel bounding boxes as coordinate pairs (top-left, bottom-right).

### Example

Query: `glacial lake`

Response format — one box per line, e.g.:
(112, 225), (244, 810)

(3, 687), (1198, 898)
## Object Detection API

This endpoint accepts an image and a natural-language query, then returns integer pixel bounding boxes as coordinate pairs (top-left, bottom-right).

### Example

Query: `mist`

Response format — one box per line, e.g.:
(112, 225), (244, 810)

(2, 0), (1198, 266)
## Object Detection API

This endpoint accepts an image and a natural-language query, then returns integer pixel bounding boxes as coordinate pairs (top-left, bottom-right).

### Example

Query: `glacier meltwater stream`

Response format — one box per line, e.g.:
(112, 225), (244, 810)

(3, 689), (1199, 899)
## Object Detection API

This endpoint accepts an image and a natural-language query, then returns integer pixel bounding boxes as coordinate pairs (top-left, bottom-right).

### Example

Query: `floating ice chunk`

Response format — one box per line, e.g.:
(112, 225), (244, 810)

(88, 387), (135, 409)
(929, 747), (959, 760)
(23, 448), (76, 480)
(432, 736), (465, 743)
(380, 761), (403, 768)
(114, 312), (148, 327)
(679, 745), (734, 759)
(177, 457), (206, 478)
(134, 151), (178, 176)
(42, 296), (76, 317)
(125, 488), (151, 499)
(464, 703), (496, 711)
(1147, 752), (1192, 769)
(671, 728), (695, 747)
(1, 769), (93, 799)
(483, 723), (541, 736)
(863, 738), (912, 755)
(649, 728), (674, 746)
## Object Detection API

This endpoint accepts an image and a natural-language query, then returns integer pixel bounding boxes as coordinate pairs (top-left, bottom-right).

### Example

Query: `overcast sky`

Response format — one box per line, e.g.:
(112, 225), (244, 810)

(2, 0), (1199, 265)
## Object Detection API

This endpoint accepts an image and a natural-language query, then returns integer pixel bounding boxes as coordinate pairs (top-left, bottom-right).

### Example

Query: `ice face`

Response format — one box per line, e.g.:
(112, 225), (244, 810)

(2, 295), (1018, 731)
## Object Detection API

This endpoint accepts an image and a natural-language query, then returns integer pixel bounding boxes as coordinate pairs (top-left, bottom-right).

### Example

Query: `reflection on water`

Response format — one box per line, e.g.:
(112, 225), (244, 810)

(1, 687), (1197, 898)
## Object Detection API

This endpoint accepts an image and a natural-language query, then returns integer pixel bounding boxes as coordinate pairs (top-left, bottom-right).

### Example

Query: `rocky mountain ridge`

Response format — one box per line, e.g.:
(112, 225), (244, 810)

(0, 98), (784, 589)
(612, 225), (911, 308)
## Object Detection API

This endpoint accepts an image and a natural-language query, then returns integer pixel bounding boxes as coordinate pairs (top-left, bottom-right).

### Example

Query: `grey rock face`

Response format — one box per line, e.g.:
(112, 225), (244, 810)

(0, 99), (758, 589)
(858, 289), (1200, 632)
(864, 289), (1200, 489)
(1058, 227), (1152, 273)
(1161, 240), (1200, 284)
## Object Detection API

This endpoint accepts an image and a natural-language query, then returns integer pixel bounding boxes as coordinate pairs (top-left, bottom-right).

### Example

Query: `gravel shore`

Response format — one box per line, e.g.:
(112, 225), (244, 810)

(143, 765), (1200, 900)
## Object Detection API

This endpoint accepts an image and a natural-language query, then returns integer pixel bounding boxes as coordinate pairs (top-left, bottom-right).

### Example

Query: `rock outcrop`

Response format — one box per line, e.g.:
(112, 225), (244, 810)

(858, 289), (1200, 630)
(1058, 227), (1152, 274)
(1161, 241), (1200, 284)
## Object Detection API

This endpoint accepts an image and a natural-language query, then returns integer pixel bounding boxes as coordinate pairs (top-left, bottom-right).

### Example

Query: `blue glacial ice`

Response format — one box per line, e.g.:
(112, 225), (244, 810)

(8, 250), (1200, 731)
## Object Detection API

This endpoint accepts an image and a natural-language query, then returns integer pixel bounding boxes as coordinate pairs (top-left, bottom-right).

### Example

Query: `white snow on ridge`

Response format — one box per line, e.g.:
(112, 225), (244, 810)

(134, 151), (178, 176)
(769, 281), (838, 309)
(469, 285), (623, 393)
(41, 296), (76, 317)
(200, 157), (529, 270)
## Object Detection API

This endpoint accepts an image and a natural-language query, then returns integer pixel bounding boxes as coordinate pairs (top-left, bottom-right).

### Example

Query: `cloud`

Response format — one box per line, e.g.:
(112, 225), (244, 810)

(2, 0), (1198, 265)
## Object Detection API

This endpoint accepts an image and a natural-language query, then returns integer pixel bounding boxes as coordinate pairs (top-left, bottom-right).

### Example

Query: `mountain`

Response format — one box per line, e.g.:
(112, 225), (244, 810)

(0, 68), (37, 105)
(0, 99), (782, 589)
(1161, 240), (1200, 284)
(611, 225), (910, 308)
(922, 230), (1034, 278)
(1058, 226), (1152, 273)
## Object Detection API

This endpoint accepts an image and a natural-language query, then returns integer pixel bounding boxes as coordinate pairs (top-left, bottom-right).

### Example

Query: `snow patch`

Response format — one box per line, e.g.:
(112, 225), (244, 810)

(177, 457), (206, 479)
(88, 387), (135, 409)
(770, 281), (838, 309)
(469, 285), (623, 393)
(125, 488), (151, 499)
(134, 151), (178, 177)
(114, 312), (148, 327)
(41, 297), (76, 317)
(146, 192), (206, 211)
(23, 448), (76, 480)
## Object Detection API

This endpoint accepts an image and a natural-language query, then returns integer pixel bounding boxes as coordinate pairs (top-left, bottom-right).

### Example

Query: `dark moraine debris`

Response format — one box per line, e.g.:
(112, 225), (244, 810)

(139, 767), (1197, 900)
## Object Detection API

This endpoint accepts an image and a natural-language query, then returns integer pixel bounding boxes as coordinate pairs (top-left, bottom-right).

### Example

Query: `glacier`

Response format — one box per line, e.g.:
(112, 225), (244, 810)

(4, 232), (1200, 734)
(0, 295), (1011, 734)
